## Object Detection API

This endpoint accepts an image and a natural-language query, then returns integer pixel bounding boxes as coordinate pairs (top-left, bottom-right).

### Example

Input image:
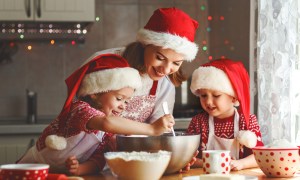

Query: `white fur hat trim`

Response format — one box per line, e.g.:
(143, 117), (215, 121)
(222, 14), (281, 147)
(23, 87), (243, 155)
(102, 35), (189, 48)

(190, 66), (236, 97)
(137, 29), (198, 61)
(45, 135), (67, 150)
(237, 130), (257, 148)
(78, 67), (141, 97)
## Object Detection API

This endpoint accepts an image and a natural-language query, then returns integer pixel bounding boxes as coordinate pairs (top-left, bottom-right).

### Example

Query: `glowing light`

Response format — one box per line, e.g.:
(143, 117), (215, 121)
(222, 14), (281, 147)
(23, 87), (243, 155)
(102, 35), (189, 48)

(71, 40), (76, 45)
(202, 46), (208, 51)
(50, 40), (55, 45)
(220, 16), (225, 20)
(201, 5), (206, 11)
(208, 16), (213, 21)
(9, 42), (15, 47)
(27, 45), (32, 50)
(209, 56), (213, 60)
(20, 34), (24, 39)
(95, 17), (100, 21)
(202, 40), (207, 45)
(221, 56), (226, 59)
(206, 27), (211, 32)
(82, 29), (87, 34)
(224, 40), (230, 45)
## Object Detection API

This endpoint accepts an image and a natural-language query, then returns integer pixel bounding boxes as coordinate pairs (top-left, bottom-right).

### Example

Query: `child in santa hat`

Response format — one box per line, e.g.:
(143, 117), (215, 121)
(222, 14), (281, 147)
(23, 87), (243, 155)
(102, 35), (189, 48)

(187, 58), (264, 171)
(17, 54), (175, 175)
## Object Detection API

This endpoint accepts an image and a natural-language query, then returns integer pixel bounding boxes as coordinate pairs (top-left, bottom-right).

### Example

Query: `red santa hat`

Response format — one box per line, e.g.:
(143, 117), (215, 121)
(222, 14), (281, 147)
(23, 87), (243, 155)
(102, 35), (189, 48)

(190, 59), (257, 148)
(45, 54), (141, 150)
(190, 59), (250, 126)
(137, 7), (199, 61)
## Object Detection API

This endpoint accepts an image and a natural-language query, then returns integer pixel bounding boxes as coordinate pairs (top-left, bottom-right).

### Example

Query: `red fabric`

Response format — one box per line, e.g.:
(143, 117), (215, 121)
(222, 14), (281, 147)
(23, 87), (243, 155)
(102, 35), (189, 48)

(37, 100), (104, 151)
(88, 132), (115, 171)
(144, 7), (199, 42)
(47, 174), (68, 180)
(201, 59), (250, 128)
(57, 54), (130, 135)
(186, 111), (264, 159)
(149, 81), (158, 96)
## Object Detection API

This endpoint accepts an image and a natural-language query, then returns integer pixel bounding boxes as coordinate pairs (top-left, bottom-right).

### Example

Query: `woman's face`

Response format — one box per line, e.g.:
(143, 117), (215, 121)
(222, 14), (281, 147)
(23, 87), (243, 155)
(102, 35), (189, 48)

(143, 45), (185, 81)
(197, 89), (236, 119)
(91, 87), (134, 116)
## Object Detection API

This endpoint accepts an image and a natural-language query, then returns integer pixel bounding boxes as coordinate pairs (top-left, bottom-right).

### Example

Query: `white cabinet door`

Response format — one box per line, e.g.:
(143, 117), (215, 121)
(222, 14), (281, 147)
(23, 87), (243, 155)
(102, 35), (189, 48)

(0, 0), (95, 22)
(35, 0), (95, 22)
(0, 0), (34, 21)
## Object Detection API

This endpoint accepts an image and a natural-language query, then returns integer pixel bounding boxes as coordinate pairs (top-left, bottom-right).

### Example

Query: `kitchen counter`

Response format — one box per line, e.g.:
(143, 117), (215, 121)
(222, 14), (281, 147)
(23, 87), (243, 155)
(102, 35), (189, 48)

(0, 118), (191, 135)
(80, 168), (300, 180)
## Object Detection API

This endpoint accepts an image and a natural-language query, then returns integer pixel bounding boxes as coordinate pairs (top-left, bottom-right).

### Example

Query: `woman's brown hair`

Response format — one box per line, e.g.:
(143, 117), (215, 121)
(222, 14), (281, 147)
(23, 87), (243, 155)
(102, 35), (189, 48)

(122, 42), (187, 87)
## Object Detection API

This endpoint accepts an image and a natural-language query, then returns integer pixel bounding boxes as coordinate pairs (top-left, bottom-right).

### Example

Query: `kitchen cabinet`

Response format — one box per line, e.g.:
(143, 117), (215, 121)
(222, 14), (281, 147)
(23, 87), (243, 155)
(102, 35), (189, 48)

(0, 134), (39, 165)
(0, 0), (95, 22)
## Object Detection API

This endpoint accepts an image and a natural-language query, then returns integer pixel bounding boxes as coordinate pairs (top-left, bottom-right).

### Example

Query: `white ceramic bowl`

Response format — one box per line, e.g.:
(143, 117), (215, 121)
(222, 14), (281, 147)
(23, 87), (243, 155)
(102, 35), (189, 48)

(253, 146), (300, 178)
(104, 151), (171, 180)
(0, 164), (49, 180)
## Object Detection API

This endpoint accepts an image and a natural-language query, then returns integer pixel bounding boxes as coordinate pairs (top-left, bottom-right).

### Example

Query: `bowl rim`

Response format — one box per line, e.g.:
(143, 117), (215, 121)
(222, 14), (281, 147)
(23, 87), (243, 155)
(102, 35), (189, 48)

(116, 133), (200, 138)
(252, 146), (299, 150)
(0, 164), (49, 170)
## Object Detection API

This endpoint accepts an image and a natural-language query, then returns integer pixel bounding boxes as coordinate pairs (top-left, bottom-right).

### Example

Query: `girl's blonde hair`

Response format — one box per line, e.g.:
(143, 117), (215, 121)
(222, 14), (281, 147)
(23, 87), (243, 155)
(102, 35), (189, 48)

(122, 42), (187, 87)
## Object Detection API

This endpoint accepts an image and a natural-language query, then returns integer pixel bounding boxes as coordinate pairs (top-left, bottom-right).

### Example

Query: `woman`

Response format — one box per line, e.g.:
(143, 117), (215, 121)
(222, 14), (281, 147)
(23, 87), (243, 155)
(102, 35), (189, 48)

(81, 7), (200, 173)
(86, 7), (199, 123)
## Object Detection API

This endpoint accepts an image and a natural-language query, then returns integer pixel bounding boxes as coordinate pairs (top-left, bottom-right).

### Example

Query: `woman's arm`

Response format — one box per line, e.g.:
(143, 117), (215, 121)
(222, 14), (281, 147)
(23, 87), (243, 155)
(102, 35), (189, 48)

(87, 114), (175, 136)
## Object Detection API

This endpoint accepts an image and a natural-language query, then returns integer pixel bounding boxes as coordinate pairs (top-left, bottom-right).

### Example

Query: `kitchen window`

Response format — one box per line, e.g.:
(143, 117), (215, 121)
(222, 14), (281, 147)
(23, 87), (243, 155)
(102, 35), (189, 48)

(254, 0), (300, 145)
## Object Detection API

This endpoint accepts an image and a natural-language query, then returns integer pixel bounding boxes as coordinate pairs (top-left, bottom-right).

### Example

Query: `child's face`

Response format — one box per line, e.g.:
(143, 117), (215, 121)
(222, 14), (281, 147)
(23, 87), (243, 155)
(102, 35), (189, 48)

(92, 87), (134, 116)
(143, 45), (184, 81)
(197, 89), (237, 119)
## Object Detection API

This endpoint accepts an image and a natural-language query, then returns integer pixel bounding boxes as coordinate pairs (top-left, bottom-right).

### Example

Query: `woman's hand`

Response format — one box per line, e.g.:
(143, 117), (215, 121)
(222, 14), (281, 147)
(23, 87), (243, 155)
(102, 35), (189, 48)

(179, 150), (199, 173)
(151, 114), (175, 135)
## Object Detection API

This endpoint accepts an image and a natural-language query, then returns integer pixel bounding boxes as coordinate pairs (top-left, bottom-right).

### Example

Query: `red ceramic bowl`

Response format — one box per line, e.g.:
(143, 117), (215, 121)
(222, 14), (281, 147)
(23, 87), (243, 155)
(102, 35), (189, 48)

(253, 147), (300, 178)
(0, 164), (49, 180)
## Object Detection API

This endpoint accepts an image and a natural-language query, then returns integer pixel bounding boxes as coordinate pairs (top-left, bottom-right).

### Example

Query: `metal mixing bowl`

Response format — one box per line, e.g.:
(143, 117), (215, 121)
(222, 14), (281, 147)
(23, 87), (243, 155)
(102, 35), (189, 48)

(116, 132), (200, 174)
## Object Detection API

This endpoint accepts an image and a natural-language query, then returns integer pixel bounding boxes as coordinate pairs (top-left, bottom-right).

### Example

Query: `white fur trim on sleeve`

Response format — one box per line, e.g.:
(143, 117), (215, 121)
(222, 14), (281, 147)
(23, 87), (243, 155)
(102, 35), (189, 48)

(45, 135), (67, 150)
(237, 130), (257, 148)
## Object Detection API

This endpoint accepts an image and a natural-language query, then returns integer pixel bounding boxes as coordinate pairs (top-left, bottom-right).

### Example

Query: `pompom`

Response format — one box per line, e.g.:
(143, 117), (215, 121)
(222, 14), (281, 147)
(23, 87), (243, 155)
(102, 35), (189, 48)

(45, 135), (67, 150)
(237, 130), (257, 148)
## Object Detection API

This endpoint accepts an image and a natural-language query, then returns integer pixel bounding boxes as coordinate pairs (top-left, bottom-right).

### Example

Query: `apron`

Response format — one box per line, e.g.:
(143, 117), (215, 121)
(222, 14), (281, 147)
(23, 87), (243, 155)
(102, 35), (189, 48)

(18, 131), (104, 172)
(206, 108), (240, 160)
(121, 81), (158, 123)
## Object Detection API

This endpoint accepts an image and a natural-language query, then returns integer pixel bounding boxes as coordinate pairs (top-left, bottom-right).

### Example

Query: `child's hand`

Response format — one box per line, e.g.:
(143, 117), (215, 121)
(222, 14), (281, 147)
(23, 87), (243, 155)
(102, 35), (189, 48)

(151, 114), (175, 135)
(179, 150), (199, 173)
(65, 156), (80, 175)
(230, 159), (244, 171)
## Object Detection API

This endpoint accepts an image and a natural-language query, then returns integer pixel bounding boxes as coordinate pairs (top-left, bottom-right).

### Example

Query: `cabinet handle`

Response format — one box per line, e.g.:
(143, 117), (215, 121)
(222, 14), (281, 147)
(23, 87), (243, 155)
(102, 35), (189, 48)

(25, 0), (31, 17)
(35, 0), (41, 18)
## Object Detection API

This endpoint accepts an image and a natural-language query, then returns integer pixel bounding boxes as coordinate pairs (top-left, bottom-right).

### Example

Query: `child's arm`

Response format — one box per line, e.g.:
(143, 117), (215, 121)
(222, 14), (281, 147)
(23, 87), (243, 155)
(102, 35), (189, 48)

(87, 114), (174, 136)
(191, 157), (203, 168)
(65, 156), (99, 175)
(230, 154), (257, 171)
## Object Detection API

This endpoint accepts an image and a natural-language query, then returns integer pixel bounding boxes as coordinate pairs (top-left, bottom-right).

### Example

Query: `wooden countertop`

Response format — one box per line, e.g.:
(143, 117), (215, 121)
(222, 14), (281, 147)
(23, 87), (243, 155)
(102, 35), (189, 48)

(80, 168), (300, 180)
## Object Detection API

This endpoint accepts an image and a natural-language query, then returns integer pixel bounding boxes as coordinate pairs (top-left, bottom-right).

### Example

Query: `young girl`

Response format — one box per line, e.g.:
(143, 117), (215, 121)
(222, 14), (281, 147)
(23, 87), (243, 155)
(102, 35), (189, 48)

(187, 58), (264, 171)
(17, 54), (175, 174)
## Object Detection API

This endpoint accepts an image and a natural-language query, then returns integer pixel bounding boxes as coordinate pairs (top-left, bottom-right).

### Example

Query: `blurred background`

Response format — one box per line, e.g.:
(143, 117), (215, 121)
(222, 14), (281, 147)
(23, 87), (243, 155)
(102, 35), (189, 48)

(0, 0), (250, 122)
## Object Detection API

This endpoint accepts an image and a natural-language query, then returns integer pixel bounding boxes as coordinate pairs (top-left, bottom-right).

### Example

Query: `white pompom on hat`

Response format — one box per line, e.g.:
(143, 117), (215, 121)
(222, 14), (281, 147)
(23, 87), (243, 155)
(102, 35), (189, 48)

(137, 7), (199, 61)
(45, 54), (142, 150)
